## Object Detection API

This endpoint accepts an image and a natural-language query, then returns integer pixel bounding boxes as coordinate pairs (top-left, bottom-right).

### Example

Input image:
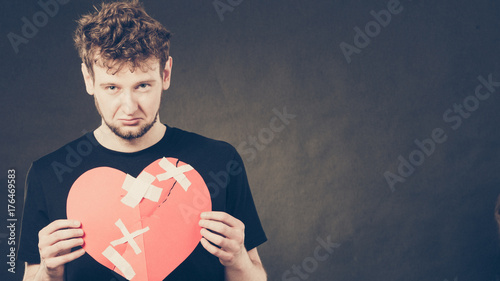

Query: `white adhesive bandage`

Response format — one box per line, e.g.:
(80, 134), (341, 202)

(156, 158), (194, 191)
(121, 172), (162, 208)
(102, 246), (136, 280)
(110, 219), (150, 255)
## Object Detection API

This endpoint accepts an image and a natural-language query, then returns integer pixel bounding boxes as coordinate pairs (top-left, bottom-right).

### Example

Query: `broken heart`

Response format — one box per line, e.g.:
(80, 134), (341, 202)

(67, 157), (211, 280)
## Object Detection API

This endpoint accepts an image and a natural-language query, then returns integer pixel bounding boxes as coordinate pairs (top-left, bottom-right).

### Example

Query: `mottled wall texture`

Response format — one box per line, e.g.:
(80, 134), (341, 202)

(1, 0), (500, 280)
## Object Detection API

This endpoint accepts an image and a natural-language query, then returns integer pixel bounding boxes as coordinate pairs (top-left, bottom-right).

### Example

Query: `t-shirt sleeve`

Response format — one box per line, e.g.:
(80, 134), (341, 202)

(226, 150), (267, 251)
(18, 163), (50, 264)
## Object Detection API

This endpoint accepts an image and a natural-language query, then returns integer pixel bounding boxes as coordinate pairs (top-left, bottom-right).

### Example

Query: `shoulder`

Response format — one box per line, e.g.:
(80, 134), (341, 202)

(30, 133), (97, 174)
(169, 127), (239, 157)
(167, 127), (245, 174)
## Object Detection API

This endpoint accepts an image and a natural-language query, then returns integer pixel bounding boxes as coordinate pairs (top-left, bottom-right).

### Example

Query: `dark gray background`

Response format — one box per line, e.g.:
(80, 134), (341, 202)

(1, 0), (500, 280)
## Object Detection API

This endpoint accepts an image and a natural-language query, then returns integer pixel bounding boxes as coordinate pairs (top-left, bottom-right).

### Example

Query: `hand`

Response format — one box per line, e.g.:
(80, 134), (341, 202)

(38, 220), (85, 279)
(199, 212), (247, 267)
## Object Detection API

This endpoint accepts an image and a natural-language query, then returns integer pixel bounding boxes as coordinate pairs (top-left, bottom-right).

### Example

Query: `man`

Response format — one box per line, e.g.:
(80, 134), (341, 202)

(18, 1), (267, 280)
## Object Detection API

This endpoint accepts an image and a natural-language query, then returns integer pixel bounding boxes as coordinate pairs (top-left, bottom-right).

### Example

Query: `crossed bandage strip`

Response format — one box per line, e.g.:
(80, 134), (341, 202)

(102, 219), (150, 280)
(120, 158), (194, 208)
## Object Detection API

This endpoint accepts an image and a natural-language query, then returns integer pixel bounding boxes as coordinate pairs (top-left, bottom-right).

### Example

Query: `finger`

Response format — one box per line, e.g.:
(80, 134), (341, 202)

(39, 220), (81, 237)
(200, 212), (244, 228)
(199, 219), (234, 238)
(41, 228), (84, 247)
(200, 238), (231, 261)
(200, 228), (239, 252)
(41, 238), (84, 260)
(43, 248), (85, 270)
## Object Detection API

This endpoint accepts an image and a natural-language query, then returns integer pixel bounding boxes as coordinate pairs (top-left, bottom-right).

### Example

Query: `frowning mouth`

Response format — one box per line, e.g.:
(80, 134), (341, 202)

(119, 118), (141, 125)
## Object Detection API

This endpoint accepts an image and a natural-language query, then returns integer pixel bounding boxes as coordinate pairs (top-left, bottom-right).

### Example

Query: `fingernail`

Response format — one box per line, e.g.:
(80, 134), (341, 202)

(73, 220), (81, 227)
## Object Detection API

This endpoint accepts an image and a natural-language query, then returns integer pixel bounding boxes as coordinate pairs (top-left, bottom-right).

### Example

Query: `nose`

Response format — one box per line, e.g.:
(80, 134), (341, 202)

(120, 91), (138, 115)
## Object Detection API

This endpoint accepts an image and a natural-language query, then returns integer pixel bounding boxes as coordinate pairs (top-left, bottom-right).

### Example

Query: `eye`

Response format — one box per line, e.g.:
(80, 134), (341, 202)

(136, 83), (151, 91)
(104, 85), (118, 93)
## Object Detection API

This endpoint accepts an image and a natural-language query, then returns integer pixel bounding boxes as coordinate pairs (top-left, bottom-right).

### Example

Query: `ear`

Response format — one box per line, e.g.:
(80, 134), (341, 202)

(162, 56), (173, 91)
(81, 63), (95, 95)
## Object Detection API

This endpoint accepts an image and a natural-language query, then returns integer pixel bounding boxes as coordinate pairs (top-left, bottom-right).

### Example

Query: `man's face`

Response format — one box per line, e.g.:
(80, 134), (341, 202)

(82, 58), (172, 140)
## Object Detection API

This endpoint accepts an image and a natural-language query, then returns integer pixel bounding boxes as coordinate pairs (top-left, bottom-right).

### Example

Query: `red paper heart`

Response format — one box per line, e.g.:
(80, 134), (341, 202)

(67, 158), (212, 281)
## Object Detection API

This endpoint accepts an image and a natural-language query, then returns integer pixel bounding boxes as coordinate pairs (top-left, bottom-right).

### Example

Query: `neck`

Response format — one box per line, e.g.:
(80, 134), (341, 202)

(93, 121), (166, 153)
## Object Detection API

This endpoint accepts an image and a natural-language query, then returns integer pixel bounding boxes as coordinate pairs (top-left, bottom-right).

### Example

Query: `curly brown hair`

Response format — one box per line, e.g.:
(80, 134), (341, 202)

(74, 0), (171, 79)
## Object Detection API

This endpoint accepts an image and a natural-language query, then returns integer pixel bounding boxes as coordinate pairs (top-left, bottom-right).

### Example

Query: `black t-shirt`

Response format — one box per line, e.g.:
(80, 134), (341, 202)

(18, 125), (267, 281)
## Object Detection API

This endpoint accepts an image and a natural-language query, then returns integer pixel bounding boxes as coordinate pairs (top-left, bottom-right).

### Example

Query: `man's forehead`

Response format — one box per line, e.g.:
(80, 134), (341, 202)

(93, 57), (161, 77)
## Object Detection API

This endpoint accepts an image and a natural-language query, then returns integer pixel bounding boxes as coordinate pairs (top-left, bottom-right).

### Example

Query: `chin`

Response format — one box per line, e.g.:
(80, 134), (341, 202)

(108, 120), (156, 140)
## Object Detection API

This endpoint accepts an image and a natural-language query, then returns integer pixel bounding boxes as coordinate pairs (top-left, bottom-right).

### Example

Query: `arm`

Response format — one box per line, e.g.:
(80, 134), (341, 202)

(199, 212), (267, 281)
(224, 248), (266, 281)
(22, 220), (85, 281)
(22, 263), (39, 281)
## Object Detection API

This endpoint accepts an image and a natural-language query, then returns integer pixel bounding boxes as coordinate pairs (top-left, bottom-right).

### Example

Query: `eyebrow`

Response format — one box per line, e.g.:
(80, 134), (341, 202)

(135, 80), (156, 85)
(98, 80), (157, 87)
(99, 83), (115, 87)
